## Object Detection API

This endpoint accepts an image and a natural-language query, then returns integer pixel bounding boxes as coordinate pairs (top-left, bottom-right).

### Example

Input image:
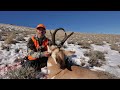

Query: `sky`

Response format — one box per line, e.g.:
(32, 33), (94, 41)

(0, 11), (120, 34)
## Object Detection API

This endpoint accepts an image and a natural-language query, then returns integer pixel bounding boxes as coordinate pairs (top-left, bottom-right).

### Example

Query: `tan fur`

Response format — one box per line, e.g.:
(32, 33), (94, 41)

(46, 45), (118, 79)
(46, 28), (117, 79)
(63, 50), (76, 56)
(53, 66), (113, 79)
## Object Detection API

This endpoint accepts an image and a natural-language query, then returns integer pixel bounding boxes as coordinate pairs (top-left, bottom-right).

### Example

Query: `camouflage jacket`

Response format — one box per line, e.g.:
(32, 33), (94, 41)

(27, 35), (51, 59)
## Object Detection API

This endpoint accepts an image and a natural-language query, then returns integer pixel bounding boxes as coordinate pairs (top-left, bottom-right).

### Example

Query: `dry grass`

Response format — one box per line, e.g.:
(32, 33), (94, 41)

(4, 32), (17, 44)
(79, 42), (91, 49)
(1, 24), (120, 46)
(0, 36), (6, 41)
(110, 44), (120, 53)
(84, 50), (105, 67)
(91, 40), (104, 45)
(0, 31), (8, 41)
(16, 35), (26, 41)
(22, 30), (36, 37)
(0, 30), (35, 41)
(45, 31), (120, 47)
(0, 31), (7, 36)
(1, 43), (10, 51)
(2, 29), (120, 47)
(67, 40), (75, 44)
(5, 67), (38, 79)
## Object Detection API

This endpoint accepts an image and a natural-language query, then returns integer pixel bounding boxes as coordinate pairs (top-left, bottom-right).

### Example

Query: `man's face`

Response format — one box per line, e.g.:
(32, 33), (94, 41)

(36, 27), (46, 38)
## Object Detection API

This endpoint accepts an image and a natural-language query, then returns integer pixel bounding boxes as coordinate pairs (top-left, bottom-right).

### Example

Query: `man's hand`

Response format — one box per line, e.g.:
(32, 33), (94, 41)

(43, 51), (51, 57)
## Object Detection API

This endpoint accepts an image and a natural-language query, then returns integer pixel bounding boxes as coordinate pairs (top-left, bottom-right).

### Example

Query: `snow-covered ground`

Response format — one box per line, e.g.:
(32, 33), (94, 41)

(64, 41), (120, 78)
(66, 43), (120, 78)
(91, 43), (120, 78)
(0, 37), (120, 78)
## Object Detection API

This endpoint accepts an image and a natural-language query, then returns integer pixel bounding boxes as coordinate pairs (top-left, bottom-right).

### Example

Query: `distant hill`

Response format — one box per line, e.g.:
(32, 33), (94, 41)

(0, 23), (35, 32)
(0, 23), (120, 45)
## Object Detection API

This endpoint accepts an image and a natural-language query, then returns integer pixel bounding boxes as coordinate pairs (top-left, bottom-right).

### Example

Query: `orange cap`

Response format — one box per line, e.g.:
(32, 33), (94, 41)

(36, 24), (46, 30)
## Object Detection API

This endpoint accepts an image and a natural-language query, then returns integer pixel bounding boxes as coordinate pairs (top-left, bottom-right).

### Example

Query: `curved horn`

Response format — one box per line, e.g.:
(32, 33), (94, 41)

(50, 28), (66, 45)
(60, 32), (74, 46)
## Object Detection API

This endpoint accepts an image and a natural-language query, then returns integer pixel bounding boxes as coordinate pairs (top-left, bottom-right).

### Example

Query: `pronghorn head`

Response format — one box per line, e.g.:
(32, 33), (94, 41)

(47, 28), (75, 69)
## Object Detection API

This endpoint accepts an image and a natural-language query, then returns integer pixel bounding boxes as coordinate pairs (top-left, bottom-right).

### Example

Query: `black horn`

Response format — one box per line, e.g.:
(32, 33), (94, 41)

(60, 32), (74, 46)
(50, 28), (66, 45)
(49, 28), (74, 47)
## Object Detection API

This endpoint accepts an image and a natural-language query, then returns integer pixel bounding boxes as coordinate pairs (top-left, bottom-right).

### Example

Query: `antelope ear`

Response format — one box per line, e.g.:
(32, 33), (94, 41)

(63, 50), (75, 56)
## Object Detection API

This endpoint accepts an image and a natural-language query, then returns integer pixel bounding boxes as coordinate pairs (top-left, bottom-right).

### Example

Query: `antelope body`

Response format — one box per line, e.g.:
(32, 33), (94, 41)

(46, 28), (117, 79)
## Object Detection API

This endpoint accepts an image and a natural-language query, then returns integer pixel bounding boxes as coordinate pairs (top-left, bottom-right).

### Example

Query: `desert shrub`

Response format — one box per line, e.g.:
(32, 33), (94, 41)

(16, 36), (25, 41)
(67, 40), (75, 44)
(4, 32), (18, 44)
(91, 40), (104, 46)
(5, 67), (38, 79)
(0, 36), (6, 41)
(110, 44), (120, 53)
(0, 32), (7, 41)
(84, 50), (105, 67)
(1, 44), (10, 51)
(80, 42), (91, 49)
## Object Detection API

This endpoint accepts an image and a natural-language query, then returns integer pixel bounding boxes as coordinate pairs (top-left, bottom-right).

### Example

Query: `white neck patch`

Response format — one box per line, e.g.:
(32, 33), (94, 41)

(47, 62), (52, 67)
(47, 45), (51, 53)
(47, 45), (58, 64)
(51, 51), (57, 64)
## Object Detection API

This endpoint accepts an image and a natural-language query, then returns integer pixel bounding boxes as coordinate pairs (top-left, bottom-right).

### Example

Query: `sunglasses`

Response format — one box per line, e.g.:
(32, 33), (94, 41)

(37, 29), (45, 32)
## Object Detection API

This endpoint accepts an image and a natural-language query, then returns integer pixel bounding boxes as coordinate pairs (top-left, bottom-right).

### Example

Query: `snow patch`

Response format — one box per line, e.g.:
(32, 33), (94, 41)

(91, 43), (120, 78)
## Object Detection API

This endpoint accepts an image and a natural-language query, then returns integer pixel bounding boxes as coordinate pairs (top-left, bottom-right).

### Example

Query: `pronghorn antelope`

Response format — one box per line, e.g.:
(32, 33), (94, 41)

(46, 28), (117, 79)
